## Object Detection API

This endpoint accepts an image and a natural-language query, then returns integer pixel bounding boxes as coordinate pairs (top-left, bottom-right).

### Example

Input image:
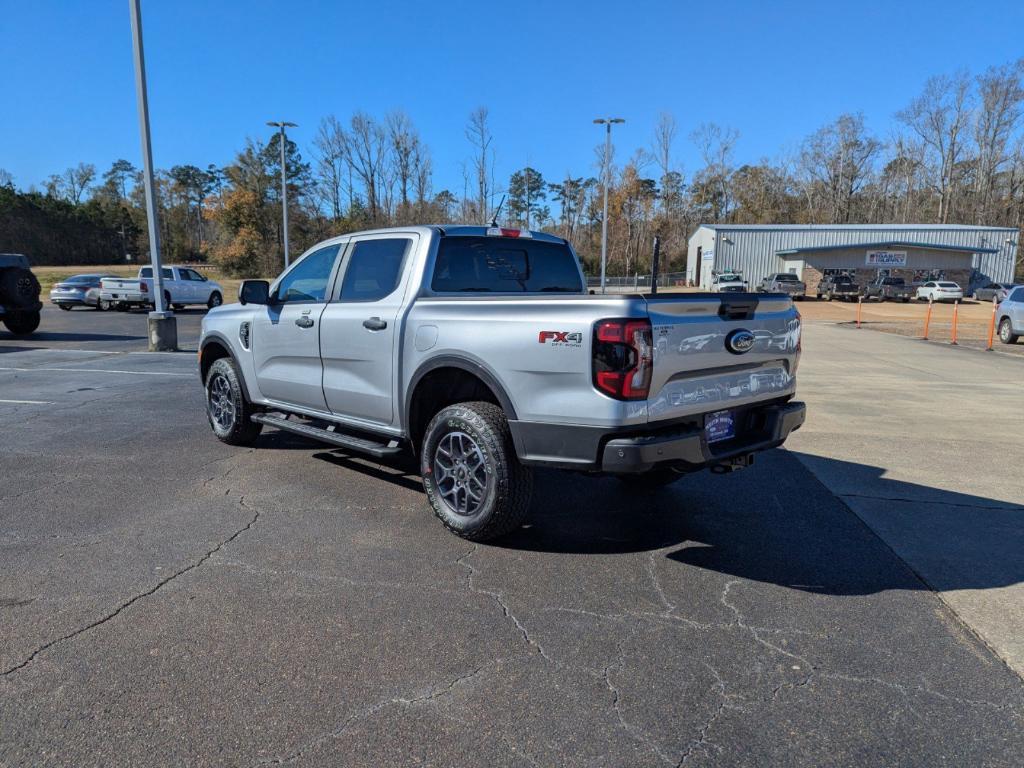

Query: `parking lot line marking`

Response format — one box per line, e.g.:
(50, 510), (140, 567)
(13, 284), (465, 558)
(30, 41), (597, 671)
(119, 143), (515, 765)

(0, 399), (55, 405)
(0, 366), (193, 377)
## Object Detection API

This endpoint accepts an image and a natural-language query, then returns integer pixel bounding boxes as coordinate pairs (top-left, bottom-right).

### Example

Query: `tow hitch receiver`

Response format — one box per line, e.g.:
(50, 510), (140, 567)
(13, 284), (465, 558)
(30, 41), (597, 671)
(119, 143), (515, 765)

(710, 453), (755, 474)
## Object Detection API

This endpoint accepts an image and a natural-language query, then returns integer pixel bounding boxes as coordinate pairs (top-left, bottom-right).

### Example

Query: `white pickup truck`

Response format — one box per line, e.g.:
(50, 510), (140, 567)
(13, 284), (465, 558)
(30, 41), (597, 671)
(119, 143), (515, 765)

(199, 225), (805, 541)
(100, 266), (224, 311)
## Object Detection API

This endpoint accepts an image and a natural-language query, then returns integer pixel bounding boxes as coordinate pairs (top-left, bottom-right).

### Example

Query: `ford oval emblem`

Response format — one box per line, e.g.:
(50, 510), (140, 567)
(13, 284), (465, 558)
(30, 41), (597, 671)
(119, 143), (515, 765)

(726, 329), (755, 354)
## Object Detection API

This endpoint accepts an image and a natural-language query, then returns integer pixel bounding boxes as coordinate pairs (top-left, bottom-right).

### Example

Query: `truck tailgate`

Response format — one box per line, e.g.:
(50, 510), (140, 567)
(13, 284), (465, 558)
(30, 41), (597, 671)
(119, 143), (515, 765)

(644, 293), (800, 422)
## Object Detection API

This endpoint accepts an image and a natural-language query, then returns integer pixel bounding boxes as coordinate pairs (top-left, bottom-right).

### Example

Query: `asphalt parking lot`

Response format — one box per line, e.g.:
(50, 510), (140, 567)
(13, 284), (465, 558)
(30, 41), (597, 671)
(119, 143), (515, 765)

(2, 305), (1023, 766)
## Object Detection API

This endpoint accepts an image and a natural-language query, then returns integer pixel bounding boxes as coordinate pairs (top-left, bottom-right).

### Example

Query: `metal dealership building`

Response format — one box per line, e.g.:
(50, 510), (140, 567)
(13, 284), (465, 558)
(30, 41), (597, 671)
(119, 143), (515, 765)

(686, 224), (1019, 295)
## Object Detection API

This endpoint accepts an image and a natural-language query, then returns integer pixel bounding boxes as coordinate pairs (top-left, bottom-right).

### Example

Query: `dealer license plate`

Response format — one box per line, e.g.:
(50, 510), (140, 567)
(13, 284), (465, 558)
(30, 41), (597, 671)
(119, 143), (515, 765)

(705, 410), (735, 443)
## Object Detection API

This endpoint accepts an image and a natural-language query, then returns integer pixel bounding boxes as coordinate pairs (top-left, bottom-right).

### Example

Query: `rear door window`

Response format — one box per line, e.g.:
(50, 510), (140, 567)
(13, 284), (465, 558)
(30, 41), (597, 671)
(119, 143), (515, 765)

(140, 267), (173, 280)
(431, 236), (582, 293)
(338, 238), (412, 302)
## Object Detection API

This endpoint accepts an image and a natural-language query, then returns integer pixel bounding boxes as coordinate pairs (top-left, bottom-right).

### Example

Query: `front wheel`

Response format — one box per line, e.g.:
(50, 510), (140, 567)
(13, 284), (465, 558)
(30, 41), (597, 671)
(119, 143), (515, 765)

(2, 310), (40, 336)
(999, 318), (1019, 345)
(207, 291), (223, 309)
(58, 304), (71, 311)
(205, 357), (263, 446)
(421, 401), (533, 541)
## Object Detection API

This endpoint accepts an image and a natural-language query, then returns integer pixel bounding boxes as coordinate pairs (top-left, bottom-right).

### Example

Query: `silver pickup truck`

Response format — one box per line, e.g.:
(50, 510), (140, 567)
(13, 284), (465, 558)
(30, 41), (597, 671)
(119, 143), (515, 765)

(199, 225), (805, 541)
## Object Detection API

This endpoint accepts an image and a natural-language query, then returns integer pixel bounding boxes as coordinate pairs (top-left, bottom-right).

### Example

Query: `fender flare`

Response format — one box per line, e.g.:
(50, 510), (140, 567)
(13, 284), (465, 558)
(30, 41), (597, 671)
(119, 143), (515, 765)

(404, 354), (519, 426)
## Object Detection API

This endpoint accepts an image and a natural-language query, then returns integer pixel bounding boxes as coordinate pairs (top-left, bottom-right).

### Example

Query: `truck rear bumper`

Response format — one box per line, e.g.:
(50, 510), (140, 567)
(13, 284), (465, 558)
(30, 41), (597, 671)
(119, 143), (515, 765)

(510, 400), (806, 474)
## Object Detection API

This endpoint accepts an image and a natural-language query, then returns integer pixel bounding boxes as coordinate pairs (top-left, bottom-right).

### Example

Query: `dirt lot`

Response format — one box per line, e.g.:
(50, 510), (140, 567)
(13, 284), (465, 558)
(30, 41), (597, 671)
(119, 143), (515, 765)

(794, 296), (1023, 356)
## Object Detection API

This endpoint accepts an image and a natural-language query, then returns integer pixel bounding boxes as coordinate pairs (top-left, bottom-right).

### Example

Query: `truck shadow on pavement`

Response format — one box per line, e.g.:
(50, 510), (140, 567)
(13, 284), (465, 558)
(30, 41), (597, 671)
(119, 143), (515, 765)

(307, 440), (1022, 597)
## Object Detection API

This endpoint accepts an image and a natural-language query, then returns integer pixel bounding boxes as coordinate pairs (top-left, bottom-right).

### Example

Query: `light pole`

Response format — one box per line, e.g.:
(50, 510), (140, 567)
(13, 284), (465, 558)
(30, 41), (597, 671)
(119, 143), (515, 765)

(267, 121), (297, 269)
(593, 117), (624, 294)
(129, 0), (176, 351)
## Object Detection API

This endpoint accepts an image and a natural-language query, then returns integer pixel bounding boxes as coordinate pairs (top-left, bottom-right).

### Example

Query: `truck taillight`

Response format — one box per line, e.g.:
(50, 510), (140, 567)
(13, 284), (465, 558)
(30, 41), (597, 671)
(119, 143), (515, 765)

(592, 318), (653, 400)
(140, 282), (148, 292)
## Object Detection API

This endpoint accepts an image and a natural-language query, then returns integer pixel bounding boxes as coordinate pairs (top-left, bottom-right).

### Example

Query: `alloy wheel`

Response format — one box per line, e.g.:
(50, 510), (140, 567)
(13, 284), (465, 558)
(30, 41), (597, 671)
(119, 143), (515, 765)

(433, 431), (488, 517)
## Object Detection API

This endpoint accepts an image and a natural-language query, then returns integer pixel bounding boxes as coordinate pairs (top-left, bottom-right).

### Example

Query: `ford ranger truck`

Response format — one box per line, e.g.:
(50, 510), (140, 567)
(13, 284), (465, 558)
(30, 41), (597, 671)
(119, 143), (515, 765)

(198, 226), (805, 541)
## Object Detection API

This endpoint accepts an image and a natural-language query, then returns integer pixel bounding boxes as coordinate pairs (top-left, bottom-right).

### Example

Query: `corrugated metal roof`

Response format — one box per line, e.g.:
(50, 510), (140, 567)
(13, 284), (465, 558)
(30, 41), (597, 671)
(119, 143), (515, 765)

(776, 241), (999, 255)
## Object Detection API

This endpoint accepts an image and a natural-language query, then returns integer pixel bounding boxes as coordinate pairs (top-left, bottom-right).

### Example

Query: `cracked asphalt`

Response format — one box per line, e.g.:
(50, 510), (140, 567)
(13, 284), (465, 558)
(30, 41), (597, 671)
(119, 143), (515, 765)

(2, 306), (1023, 766)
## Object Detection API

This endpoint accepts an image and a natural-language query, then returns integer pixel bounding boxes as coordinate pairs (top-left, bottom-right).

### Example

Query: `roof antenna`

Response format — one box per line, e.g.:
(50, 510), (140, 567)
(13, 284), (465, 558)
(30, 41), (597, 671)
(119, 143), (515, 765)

(489, 195), (506, 228)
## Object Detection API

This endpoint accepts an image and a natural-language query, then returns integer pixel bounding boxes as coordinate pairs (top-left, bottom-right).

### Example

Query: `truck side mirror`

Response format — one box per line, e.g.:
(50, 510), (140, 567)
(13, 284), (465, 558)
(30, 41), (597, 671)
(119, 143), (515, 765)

(239, 280), (270, 305)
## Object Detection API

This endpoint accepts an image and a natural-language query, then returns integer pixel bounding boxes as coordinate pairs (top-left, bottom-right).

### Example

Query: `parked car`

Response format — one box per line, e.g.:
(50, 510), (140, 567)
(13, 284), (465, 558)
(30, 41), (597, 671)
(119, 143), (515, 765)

(916, 281), (964, 302)
(49, 273), (119, 310)
(709, 272), (748, 293)
(0, 253), (42, 335)
(198, 225), (805, 541)
(816, 275), (860, 301)
(863, 276), (913, 303)
(100, 266), (224, 311)
(758, 273), (806, 300)
(973, 282), (1020, 304)
(996, 286), (1024, 344)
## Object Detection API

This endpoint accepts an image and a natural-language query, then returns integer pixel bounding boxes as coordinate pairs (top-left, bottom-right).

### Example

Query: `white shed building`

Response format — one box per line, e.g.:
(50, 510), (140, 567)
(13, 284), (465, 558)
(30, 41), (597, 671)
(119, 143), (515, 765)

(686, 224), (1018, 295)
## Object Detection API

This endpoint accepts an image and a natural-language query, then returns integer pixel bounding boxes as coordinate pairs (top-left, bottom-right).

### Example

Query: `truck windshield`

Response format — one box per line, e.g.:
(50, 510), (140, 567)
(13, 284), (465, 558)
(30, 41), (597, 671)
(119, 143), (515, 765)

(432, 236), (583, 293)
(775, 274), (799, 282)
(882, 278), (904, 285)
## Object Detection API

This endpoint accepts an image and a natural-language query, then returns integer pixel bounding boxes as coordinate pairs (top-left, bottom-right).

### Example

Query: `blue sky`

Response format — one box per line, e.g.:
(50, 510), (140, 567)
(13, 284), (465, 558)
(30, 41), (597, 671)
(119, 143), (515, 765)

(3, 0), (1024, 195)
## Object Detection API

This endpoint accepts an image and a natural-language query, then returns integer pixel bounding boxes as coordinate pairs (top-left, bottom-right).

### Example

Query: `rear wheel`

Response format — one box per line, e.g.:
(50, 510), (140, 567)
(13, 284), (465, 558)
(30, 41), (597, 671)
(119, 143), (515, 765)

(205, 357), (263, 446)
(59, 304), (71, 311)
(172, 304), (185, 311)
(999, 318), (1019, 345)
(207, 291), (223, 309)
(2, 310), (41, 336)
(421, 401), (532, 541)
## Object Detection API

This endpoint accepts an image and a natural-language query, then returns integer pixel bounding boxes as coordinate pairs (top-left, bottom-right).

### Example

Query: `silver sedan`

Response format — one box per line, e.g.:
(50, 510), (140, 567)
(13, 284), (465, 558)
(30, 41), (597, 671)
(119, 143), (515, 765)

(49, 274), (119, 310)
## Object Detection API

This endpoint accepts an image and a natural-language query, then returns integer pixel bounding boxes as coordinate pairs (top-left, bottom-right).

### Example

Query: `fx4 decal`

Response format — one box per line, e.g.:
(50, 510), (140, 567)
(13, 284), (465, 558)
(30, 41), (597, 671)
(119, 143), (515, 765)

(538, 330), (583, 346)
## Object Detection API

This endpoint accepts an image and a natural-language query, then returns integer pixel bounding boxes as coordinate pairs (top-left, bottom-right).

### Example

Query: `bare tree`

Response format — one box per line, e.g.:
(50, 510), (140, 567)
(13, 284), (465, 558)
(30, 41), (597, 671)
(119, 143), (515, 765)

(466, 107), (493, 223)
(312, 115), (347, 220)
(798, 113), (882, 223)
(690, 123), (739, 220)
(345, 112), (388, 223)
(897, 72), (973, 223)
(387, 111), (420, 222)
(0, 168), (13, 188)
(972, 61), (1024, 223)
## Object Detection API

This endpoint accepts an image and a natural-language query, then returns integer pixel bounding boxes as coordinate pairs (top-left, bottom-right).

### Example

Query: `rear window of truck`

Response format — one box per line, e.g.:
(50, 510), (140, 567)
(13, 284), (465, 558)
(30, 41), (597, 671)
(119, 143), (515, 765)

(431, 236), (583, 293)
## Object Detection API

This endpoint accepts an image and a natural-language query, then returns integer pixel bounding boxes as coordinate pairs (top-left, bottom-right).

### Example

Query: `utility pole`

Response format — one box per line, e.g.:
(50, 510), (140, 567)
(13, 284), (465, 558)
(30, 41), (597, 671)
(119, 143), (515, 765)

(593, 118), (625, 294)
(267, 121), (297, 269)
(129, 0), (176, 351)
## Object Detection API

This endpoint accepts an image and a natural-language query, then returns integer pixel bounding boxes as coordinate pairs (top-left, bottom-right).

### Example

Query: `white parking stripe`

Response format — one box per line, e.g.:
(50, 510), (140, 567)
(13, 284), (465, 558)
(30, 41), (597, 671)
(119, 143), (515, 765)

(0, 399), (55, 405)
(0, 366), (193, 377)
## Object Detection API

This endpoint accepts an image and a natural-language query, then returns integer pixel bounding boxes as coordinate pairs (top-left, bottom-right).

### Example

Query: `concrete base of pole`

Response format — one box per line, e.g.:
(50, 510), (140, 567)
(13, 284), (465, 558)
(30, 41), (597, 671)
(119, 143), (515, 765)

(147, 312), (178, 352)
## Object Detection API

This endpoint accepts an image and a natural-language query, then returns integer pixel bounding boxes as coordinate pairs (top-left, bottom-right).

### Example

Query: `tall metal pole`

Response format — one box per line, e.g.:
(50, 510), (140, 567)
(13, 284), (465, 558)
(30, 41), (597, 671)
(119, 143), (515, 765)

(601, 123), (611, 294)
(279, 124), (289, 269)
(268, 121), (297, 269)
(594, 118), (624, 294)
(129, 0), (166, 315)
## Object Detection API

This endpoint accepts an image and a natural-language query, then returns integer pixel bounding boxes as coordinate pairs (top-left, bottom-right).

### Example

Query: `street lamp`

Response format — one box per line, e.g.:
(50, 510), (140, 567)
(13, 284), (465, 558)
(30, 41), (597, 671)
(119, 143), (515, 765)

(593, 118), (625, 294)
(129, 0), (176, 351)
(267, 121), (298, 269)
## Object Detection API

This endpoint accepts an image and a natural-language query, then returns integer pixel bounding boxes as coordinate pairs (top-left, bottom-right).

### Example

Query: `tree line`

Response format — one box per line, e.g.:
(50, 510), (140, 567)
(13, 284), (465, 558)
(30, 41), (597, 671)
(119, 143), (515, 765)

(2, 58), (1022, 277)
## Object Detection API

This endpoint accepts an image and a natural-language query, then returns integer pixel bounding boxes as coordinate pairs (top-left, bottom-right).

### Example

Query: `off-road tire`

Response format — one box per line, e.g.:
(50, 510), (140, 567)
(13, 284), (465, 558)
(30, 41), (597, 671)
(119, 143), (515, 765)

(205, 357), (262, 446)
(0, 268), (40, 308)
(999, 318), (1019, 345)
(207, 291), (223, 309)
(617, 466), (686, 489)
(2, 310), (41, 336)
(420, 400), (533, 541)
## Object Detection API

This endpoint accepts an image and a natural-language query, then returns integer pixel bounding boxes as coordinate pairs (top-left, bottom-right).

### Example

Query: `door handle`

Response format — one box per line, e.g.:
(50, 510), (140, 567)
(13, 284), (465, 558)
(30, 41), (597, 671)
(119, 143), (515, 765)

(363, 317), (387, 331)
(295, 316), (315, 328)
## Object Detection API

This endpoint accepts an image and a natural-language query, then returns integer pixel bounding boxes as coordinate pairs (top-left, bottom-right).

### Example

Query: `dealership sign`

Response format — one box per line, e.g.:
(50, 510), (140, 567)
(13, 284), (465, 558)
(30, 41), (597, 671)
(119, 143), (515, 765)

(866, 250), (907, 267)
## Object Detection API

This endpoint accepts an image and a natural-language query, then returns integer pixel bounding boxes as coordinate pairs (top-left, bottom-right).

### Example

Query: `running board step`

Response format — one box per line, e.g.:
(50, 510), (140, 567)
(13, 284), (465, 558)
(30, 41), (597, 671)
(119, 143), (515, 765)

(251, 413), (402, 458)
